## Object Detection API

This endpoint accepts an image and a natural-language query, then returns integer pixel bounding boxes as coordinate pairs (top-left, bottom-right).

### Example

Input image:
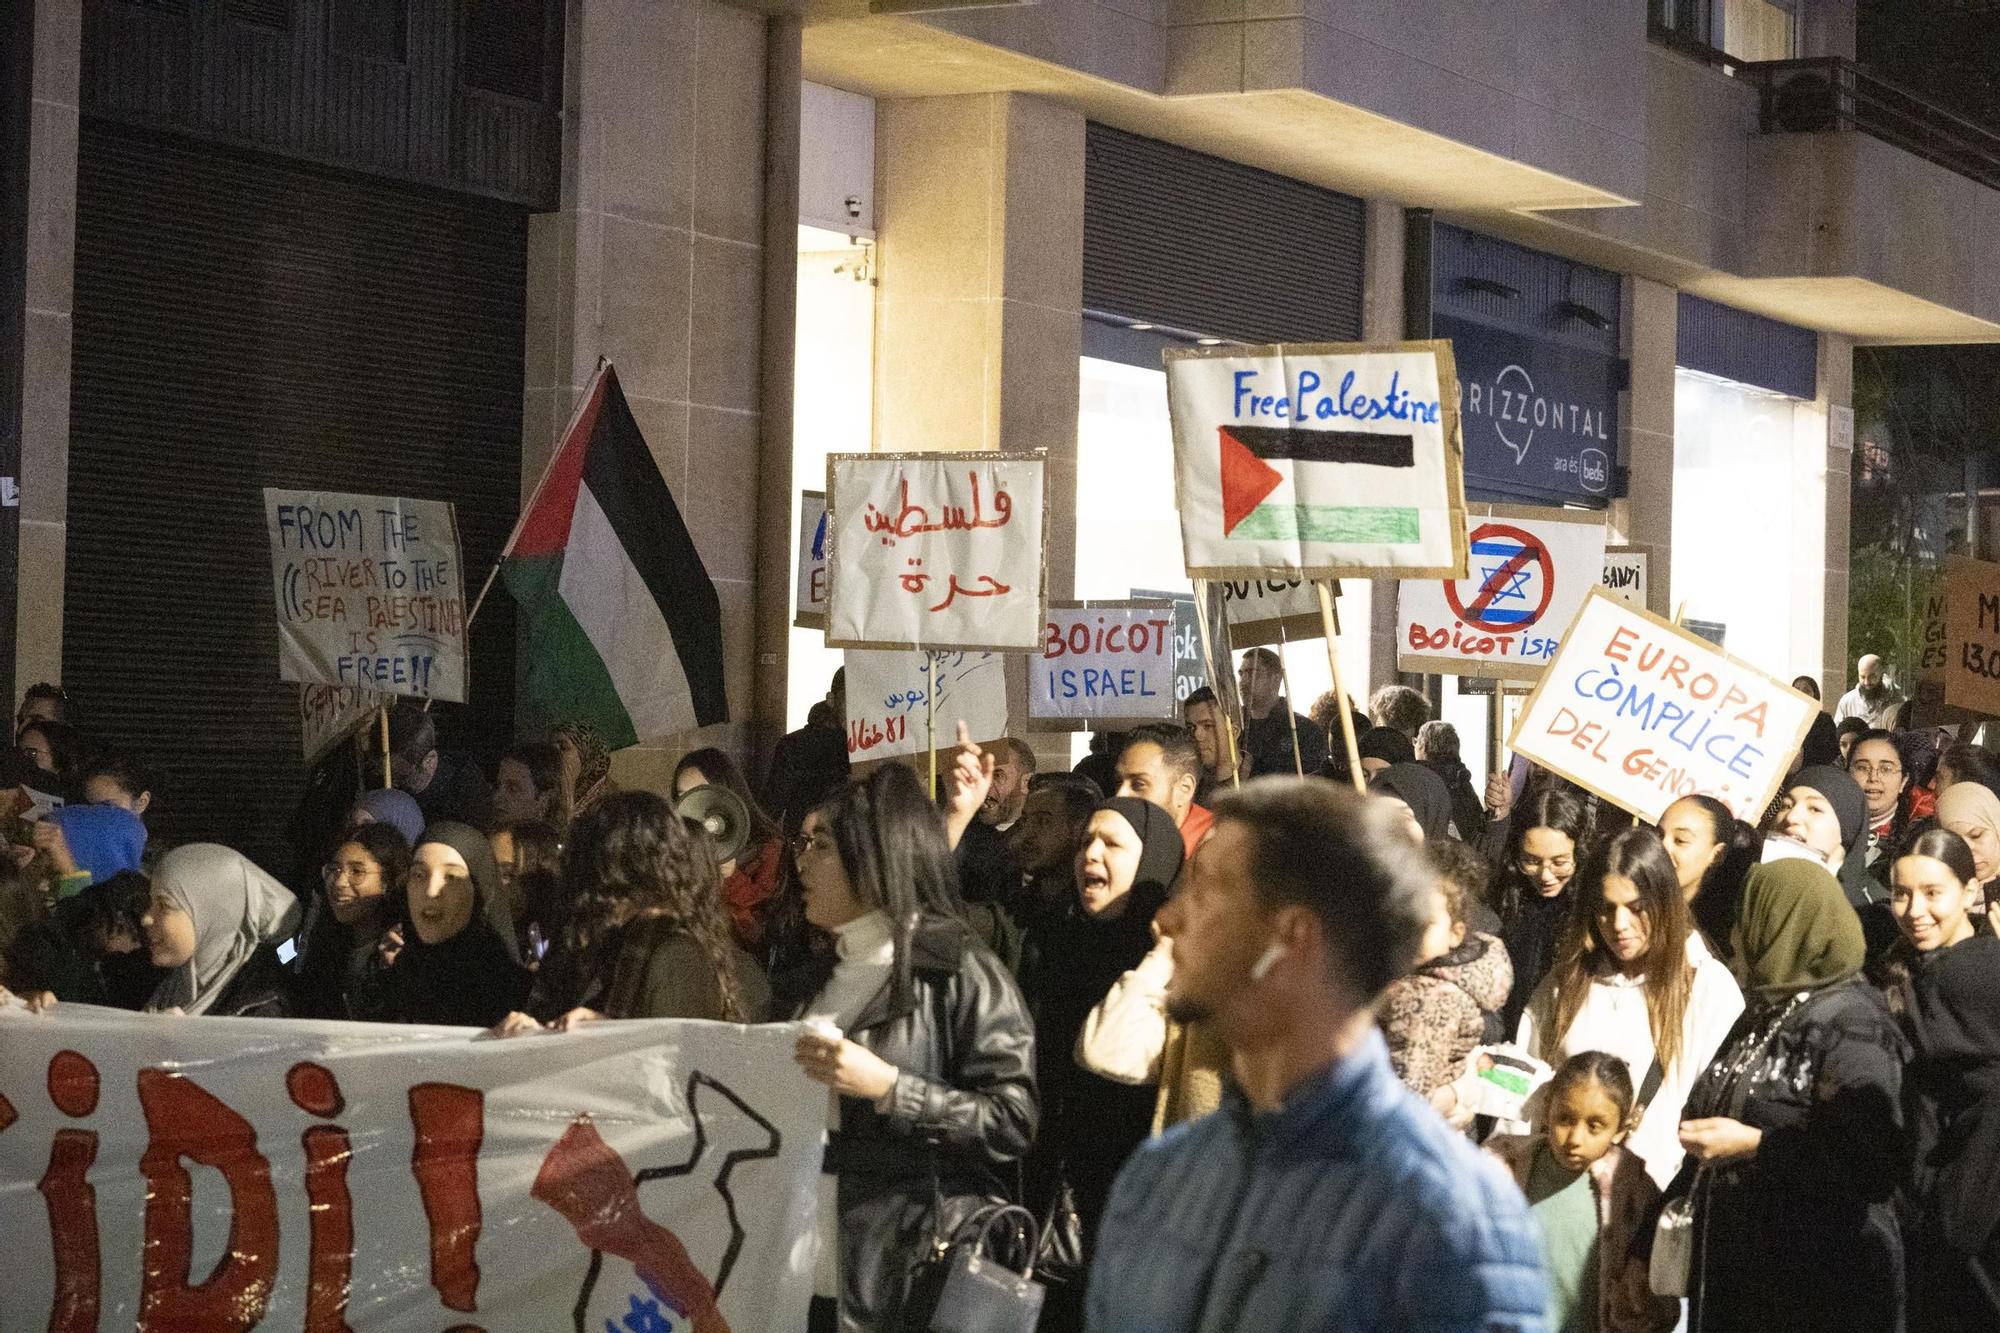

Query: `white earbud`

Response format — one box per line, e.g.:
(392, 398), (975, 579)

(1248, 940), (1286, 983)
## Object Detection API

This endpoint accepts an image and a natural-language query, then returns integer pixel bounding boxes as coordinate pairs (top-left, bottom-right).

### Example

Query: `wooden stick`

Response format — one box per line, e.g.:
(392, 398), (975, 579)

(926, 652), (938, 800)
(1191, 581), (1245, 787)
(1315, 580), (1365, 793)
(1276, 623), (1305, 776)
(378, 706), (393, 791)
(1489, 681), (1508, 780)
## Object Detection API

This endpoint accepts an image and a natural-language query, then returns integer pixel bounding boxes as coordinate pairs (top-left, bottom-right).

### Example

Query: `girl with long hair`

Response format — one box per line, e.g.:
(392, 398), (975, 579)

(1517, 828), (1744, 1188)
(1656, 794), (1762, 963)
(673, 746), (786, 952)
(1494, 786), (1593, 1033)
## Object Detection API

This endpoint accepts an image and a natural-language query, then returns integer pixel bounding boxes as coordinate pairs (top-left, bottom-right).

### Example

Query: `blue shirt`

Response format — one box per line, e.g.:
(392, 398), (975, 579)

(1086, 1030), (1550, 1333)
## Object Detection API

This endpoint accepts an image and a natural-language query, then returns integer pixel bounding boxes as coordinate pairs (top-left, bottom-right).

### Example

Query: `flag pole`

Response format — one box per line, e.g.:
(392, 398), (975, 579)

(1315, 579), (1366, 794)
(1277, 622), (1304, 776)
(1190, 580), (1244, 788)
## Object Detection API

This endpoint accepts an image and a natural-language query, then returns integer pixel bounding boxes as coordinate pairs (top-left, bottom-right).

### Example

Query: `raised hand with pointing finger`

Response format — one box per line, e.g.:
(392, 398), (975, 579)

(942, 720), (995, 852)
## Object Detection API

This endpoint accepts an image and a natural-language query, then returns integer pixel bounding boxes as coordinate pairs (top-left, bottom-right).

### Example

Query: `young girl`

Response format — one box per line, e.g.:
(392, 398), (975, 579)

(1486, 1052), (1678, 1333)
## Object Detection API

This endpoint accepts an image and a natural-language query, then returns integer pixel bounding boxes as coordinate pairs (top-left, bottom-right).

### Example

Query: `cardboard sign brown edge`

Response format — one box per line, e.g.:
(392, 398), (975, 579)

(794, 487), (828, 630)
(1600, 543), (1654, 616)
(1505, 586), (1820, 823)
(1218, 577), (1338, 648)
(1393, 502), (1608, 683)
(1026, 599), (1181, 733)
(821, 451), (1051, 652)
(1938, 554), (2000, 714)
(1163, 339), (1471, 581)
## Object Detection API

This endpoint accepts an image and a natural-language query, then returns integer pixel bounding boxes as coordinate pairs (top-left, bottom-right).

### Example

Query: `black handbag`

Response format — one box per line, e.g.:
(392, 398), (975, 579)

(901, 1191), (1047, 1333)
(1033, 1167), (1086, 1288)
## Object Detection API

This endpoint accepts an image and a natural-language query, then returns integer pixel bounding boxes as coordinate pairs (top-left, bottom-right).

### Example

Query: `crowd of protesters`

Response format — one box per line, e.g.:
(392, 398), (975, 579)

(2, 652), (1998, 1333)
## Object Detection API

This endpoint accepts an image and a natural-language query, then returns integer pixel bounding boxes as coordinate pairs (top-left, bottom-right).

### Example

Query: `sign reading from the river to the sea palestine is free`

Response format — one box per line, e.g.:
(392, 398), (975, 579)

(824, 453), (1048, 652)
(1165, 341), (1469, 579)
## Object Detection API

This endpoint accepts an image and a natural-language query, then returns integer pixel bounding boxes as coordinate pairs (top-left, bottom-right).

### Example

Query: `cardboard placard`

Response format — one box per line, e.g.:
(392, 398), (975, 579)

(1164, 340), (1469, 579)
(842, 648), (1009, 761)
(1216, 576), (1330, 648)
(824, 452), (1048, 651)
(298, 685), (389, 766)
(1939, 554), (2000, 717)
(1131, 587), (1208, 706)
(1509, 589), (1818, 823)
(263, 489), (468, 701)
(794, 489), (828, 630)
(1601, 546), (1650, 611)
(1396, 506), (1607, 682)
(1029, 601), (1179, 731)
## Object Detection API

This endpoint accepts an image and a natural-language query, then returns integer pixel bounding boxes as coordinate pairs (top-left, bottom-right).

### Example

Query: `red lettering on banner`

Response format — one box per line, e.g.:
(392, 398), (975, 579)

(290, 1063), (354, 1333)
(137, 1069), (280, 1331)
(408, 1083), (486, 1317)
(49, 1050), (100, 1116)
(533, 1114), (732, 1333)
(40, 1131), (100, 1333)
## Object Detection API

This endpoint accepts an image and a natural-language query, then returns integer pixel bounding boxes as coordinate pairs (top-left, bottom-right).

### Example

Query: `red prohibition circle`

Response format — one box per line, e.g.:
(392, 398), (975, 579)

(1443, 522), (1556, 631)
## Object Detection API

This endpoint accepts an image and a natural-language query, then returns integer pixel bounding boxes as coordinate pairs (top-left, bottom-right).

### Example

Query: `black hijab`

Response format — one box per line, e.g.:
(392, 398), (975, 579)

(1096, 797), (1186, 899)
(388, 822), (529, 1028)
(1359, 727), (1416, 767)
(1905, 933), (2000, 1259)
(1372, 762), (1453, 841)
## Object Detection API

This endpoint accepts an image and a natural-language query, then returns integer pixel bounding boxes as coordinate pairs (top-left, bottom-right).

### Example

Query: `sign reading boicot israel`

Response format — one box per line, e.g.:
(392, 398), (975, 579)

(1030, 602), (1179, 728)
(0, 1004), (823, 1332)
(1508, 589), (1818, 823)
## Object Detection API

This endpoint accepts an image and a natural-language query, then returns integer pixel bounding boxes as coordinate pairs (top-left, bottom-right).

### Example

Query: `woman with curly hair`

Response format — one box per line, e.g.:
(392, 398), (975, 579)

(497, 790), (766, 1033)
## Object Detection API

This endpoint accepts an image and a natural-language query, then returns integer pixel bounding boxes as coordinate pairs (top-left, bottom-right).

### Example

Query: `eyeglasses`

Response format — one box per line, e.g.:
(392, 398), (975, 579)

(792, 832), (834, 857)
(1849, 761), (1903, 779)
(322, 862), (381, 885)
(1517, 854), (1575, 878)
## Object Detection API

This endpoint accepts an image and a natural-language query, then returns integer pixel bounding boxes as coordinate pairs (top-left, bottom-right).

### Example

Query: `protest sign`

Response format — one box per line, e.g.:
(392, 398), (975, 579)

(1508, 589), (1817, 822)
(1164, 340), (1469, 579)
(1937, 554), (2000, 716)
(1601, 546), (1650, 611)
(824, 452), (1047, 651)
(843, 648), (1010, 761)
(1030, 601), (1179, 730)
(795, 489), (828, 629)
(1132, 587), (1207, 705)
(264, 489), (469, 702)
(1919, 582), (1948, 688)
(1217, 576), (1328, 648)
(299, 684), (389, 766)
(1397, 507), (1607, 682)
(0, 1003), (823, 1332)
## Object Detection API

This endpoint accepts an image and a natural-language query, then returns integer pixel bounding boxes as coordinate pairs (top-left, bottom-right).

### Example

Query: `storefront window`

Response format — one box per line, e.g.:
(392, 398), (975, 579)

(1670, 369), (1824, 683)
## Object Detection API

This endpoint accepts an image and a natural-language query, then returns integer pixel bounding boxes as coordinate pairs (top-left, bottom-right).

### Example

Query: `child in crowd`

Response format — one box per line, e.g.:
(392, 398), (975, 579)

(1380, 839), (1512, 1110)
(1485, 1052), (1676, 1333)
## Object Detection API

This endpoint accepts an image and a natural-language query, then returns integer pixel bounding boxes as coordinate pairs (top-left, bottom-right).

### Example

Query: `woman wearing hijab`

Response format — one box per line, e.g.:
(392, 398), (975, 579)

(1773, 765), (1897, 960)
(551, 720), (618, 818)
(1673, 859), (1905, 1333)
(1356, 726), (1416, 781)
(1901, 927), (2000, 1329)
(1935, 780), (2000, 936)
(349, 788), (425, 845)
(1019, 796), (1184, 1327)
(379, 822), (530, 1028)
(1370, 762), (1454, 843)
(141, 845), (301, 1017)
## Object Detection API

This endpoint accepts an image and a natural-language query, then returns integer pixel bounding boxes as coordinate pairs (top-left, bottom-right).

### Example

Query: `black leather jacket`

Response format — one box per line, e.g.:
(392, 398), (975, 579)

(775, 913), (1037, 1331)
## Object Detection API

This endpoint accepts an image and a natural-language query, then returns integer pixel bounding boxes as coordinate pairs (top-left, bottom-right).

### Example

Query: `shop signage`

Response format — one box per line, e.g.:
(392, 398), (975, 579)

(1397, 507), (1607, 682)
(1436, 314), (1621, 509)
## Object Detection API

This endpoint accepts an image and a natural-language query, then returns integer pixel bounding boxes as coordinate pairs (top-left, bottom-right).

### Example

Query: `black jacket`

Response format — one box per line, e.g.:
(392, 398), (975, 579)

(1423, 756), (1487, 843)
(1677, 977), (1906, 1333)
(1240, 699), (1325, 779)
(207, 944), (296, 1018)
(414, 753), (496, 833)
(774, 914), (1037, 1332)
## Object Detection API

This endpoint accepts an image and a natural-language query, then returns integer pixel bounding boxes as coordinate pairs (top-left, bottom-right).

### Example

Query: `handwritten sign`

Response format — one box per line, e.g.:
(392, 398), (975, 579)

(824, 452), (1047, 651)
(1509, 589), (1818, 822)
(1397, 507), (1607, 682)
(795, 489), (827, 630)
(299, 684), (388, 766)
(1218, 576), (1329, 648)
(1919, 584), (1948, 688)
(1601, 546), (1649, 611)
(263, 489), (469, 702)
(1165, 340), (1468, 579)
(1030, 601), (1178, 729)
(1938, 555), (2000, 717)
(843, 648), (1010, 761)
(1132, 587), (1206, 704)
(0, 1004), (823, 1331)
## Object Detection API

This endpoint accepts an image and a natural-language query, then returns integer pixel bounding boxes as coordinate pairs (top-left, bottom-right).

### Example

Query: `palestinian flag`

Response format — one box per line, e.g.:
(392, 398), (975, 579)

(502, 364), (728, 748)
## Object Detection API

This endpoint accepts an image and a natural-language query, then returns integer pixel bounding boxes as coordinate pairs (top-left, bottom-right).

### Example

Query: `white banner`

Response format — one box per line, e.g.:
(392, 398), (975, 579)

(844, 649), (1009, 761)
(1601, 546), (1649, 610)
(264, 490), (469, 702)
(1216, 576), (1327, 648)
(1397, 508), (1607, 682)
(795, 490), (828, 629)
(0, 1005), (822, 1332)
(1030, 602), (1178, 726)
(1508, 589), (1818, 823)
(1165, 341), (1468, 579)
(825, 453), (1047, 651)
(299, 685), (389, 766)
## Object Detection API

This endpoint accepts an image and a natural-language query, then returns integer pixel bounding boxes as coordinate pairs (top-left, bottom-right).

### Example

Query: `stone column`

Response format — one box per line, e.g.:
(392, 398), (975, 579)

(1614, 276), (1677, 614)
(1363, 198), (1404, 700)
(1817, 333), (1854, 700)
(523, 0), (776, 786)
(15, 0), (79, 695)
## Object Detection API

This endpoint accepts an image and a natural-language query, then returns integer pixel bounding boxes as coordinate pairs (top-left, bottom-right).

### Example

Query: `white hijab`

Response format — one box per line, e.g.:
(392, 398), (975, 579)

(147, 844), (300, 1015)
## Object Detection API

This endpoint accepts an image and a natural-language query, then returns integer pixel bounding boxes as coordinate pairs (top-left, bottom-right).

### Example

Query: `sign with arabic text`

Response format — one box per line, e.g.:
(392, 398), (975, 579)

(795, 489), (828, 629)
(824, 453), (1047, 651)
(263, 489), (469, 701)
(1030, 601), (1178, 730)
(0, 1002), (823, 1331)
(843, 648), (1009, 761)
(1165, 341), (1469, 580)
(1508, 589), (1817, 823)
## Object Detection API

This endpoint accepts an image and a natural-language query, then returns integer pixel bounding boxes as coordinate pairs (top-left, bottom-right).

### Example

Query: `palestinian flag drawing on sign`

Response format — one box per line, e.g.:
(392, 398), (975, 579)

(502, 363), (728, 749)
(1167, 341), (1470, 581)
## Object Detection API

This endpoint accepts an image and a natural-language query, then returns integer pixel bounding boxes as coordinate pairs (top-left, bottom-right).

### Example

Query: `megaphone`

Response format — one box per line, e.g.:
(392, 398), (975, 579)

(675, 783), (751, 866)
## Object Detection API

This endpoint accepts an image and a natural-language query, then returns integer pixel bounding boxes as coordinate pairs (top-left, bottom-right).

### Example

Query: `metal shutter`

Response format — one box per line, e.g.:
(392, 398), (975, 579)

(67, 120), (525, 869)
(1083, 123), (1365, 344)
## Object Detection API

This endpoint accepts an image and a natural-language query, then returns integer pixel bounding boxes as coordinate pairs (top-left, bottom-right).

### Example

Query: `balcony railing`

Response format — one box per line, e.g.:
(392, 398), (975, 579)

(1741, 57), (2000, 194)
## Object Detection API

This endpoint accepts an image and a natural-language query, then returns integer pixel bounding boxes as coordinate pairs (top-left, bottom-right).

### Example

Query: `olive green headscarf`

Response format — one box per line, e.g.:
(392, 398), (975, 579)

(1732, 858), (1866, 1000)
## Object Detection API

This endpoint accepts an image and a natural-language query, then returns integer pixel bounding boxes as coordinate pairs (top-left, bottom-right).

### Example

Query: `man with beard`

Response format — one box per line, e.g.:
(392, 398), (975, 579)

(1835, 654), (1904, 730)
(1084, 779), (1550, 1333)
(1006, 772), (1102, 932)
